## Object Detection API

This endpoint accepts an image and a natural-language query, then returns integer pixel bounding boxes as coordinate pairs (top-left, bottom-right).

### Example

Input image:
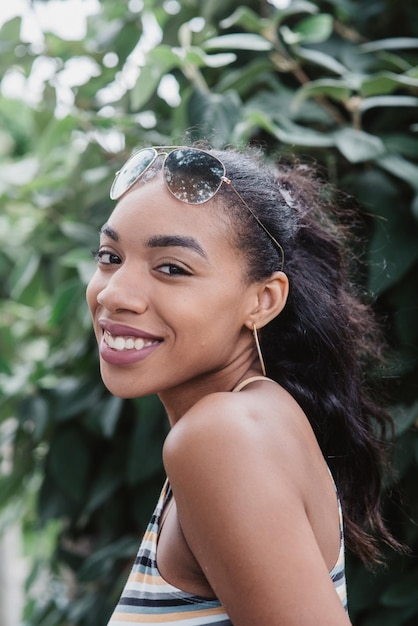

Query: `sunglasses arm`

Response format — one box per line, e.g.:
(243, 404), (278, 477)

(221, 177), (285, 271)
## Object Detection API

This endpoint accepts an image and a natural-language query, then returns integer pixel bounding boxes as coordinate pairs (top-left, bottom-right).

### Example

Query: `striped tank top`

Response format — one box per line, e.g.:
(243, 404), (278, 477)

(107, 480), (348, 625)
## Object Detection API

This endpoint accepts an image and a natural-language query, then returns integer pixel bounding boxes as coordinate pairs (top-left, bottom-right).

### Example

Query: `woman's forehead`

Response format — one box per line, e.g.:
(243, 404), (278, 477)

(107, 179), (238, 254)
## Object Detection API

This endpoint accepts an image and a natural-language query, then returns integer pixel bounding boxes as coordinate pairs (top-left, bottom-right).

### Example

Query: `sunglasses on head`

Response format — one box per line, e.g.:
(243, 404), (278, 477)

(110, 146), (284, 269)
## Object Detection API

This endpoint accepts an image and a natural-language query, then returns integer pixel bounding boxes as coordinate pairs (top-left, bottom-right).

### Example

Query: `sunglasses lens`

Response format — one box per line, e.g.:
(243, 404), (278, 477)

(110, 148), (157, 199)
(164, 148), (224, 204)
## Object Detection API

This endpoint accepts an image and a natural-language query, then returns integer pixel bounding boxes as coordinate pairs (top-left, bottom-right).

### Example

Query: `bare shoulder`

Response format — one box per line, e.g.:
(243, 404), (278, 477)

(163, 380), (317, 493)
(162, 380), (307, 547)
(162, 383), (350, 625)
(162, 380), (327, 557)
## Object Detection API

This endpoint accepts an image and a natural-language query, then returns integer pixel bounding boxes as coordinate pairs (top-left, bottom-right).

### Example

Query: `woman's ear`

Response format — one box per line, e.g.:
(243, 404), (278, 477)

(245, 271), (289, 330)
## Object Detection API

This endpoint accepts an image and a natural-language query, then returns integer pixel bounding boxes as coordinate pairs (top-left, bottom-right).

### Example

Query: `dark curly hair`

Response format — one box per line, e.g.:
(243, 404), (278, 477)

(210, 146), (400, 566)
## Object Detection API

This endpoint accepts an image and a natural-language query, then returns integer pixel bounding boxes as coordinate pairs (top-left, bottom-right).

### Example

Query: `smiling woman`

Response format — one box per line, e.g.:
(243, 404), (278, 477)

(86, 144), (400, 626)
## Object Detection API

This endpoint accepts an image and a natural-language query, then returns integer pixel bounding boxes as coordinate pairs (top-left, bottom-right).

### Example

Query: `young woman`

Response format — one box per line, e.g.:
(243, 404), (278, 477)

(86, 146), (397, 625)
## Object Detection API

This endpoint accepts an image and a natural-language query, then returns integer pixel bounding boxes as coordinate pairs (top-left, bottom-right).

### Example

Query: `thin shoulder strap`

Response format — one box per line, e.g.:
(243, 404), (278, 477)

(158, 479), (173, 538)
(232, 376), (275, 393)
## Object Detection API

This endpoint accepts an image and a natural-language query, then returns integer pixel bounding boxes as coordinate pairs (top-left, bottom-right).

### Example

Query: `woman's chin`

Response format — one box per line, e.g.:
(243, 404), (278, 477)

(99, 370), (141, 399)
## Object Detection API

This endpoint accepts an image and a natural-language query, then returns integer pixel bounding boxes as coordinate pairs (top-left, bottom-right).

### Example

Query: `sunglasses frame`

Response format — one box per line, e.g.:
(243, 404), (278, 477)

(110, 146), (284, 270)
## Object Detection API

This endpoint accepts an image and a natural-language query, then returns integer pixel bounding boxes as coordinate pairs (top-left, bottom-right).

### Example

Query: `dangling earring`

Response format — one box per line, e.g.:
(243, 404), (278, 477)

(252, 323), (266, 377)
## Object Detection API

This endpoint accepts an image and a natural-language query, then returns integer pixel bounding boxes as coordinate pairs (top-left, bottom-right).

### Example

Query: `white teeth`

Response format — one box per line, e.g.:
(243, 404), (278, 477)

(103, 330), (158, 352)
(104, 331), (115, 348)
(134, 338), (145, 350)
(114, 337), (126, 351)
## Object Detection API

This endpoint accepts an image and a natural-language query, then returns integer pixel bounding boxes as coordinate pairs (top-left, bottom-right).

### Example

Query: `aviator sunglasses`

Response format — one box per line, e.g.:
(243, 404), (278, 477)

(110, 146), (285, 270)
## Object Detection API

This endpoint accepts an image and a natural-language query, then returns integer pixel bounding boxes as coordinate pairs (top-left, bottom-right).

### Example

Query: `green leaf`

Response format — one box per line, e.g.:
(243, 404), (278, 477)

(360, 37), (418, 53)
(216, 58), (277, 96)
(180, 47), (237, 69)
(204, 33), (273, 52)
(59, 248), (94, 269)
(345, 167), (418, 293)
(187, 89), (242, 145)
(60, 221), (99, 245)
(36, 116), (79, 160)
(48, 279), (84, 327)
(52, 379), (102, 421)
(281, 14), (333, 45)
(368, 205), (418, 294)
(293, 79), (352, 109)
(360, 95), (418, 113)
(220, 2), (319, 32)
(334, 128), (386, 163)
(130, 46), (181, 111)
(377, 154), (418, 191)
(0, 157), (39, 188)
(296, 47), (348, 75)
(78, 536), (138, 580)
(247, 110), (335, 147)
(96, 395), (123, 438)
(248, 89), (333, 126)
(199, 52), (237, 68)
(269, 0), (320, 20)
(360, 72), (418, 97)
(295, 13), (334, 42)
(219, 6), (267, 32)
(0, 17), (22, 59)
(381, 133), (418, 160)
(17, 394), (50, 441)
(8, 251), (40, 300)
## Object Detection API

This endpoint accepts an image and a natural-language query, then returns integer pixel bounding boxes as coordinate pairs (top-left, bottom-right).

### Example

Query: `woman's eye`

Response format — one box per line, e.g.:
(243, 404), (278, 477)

(92, 249), (121, 265)
(157, 264), (191, 276)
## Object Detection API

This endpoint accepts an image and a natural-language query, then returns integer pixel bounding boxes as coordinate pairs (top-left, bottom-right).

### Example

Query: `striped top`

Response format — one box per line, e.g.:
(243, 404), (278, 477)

(107, 480), (347, 625)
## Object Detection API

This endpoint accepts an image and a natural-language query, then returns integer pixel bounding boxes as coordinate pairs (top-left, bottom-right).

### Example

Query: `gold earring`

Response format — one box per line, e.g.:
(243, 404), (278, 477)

(252, 323), (266, 377)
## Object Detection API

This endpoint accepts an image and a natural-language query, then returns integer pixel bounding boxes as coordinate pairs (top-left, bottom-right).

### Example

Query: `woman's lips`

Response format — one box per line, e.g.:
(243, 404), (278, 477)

(103, 329), (160, 351)
(98, 319), (161, 340)
(98, 319), (163, 365)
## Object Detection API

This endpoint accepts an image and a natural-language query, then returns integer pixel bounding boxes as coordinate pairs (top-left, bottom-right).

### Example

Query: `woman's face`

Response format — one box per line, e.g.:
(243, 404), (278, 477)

(86, 175), (260, 406)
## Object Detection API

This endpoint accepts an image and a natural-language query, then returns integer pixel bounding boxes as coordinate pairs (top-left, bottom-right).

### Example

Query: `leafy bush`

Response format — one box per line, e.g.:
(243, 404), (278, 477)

(0, 0), (417, 624)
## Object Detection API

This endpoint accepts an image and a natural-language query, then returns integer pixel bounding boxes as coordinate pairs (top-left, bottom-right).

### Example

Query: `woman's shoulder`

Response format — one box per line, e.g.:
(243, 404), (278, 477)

(163, 380), (316, 494)
(161, 383), (348, 625)
(166, 380), (292, 443)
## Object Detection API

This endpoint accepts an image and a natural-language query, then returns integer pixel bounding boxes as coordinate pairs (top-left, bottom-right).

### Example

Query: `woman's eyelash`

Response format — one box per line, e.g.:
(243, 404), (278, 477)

(157, 263), (192, 276)
(90, 250), (190, 274)
(91, 249), (121, 265)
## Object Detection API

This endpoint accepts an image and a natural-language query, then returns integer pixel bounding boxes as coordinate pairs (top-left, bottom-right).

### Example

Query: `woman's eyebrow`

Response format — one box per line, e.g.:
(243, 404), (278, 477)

(146, 234), (207, 258)
(100, 224), (119, 241)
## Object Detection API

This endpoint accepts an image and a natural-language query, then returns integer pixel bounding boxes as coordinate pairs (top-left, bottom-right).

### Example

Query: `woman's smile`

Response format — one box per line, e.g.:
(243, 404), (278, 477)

(98, 319), (163, 365)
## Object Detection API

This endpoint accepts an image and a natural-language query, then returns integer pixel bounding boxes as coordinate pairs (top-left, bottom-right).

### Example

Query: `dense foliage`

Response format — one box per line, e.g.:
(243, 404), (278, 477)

(0, 0), (417, 624)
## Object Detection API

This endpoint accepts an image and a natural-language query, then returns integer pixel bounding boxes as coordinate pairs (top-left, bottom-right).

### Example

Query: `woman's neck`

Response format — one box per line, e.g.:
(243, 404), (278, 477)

(159, 362), (263, 427)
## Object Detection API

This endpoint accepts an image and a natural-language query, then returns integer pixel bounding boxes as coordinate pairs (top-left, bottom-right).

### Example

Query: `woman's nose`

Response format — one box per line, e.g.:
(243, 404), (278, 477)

(96, 268), (148, 315)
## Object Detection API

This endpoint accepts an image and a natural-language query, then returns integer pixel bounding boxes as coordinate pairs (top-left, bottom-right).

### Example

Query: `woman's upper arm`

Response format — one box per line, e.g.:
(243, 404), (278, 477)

(163, 399), (351, 626)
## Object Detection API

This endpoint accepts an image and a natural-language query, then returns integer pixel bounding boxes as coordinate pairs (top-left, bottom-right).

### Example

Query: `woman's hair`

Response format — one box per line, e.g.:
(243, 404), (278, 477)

(211, 146), (400, 566)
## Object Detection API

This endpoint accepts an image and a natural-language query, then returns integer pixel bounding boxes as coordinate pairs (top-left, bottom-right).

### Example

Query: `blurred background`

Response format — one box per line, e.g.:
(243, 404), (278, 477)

(0, 0), (417, 624)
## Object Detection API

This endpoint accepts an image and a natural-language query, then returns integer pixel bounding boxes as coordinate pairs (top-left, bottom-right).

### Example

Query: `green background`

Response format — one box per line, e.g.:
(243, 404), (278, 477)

(0, 1), (417, 624)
